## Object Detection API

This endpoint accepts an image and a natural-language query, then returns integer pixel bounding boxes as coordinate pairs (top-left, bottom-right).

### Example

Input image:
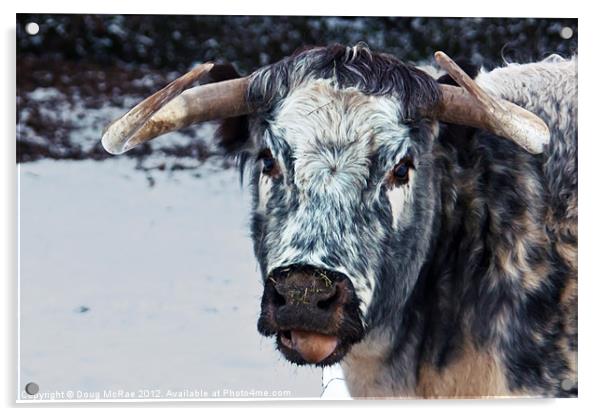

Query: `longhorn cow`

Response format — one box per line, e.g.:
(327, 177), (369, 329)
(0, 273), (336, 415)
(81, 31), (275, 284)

(102, 44), (577, 398)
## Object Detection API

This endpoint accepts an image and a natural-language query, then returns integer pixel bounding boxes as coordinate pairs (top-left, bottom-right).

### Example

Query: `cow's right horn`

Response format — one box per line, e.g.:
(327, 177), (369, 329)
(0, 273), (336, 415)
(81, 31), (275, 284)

(101, 63), (253, 155)
(430, 51), (550, 154)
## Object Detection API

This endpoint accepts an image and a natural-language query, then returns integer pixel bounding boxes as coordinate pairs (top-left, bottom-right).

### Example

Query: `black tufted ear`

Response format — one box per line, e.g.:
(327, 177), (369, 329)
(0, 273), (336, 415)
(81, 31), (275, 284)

(435, 59), (481, 154)
(436, 59), (480, 86)
(212, 63), (250, 153)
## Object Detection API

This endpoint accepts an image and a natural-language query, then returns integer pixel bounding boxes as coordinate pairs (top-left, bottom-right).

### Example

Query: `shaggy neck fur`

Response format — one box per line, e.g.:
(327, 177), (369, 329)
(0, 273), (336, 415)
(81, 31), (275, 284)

(343, 135), (576, 397)
(342, 58), (577, 399)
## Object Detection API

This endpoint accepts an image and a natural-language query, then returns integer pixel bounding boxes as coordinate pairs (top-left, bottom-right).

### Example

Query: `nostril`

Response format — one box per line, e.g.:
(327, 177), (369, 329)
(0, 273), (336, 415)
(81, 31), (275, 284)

(317, 287), (339, 311)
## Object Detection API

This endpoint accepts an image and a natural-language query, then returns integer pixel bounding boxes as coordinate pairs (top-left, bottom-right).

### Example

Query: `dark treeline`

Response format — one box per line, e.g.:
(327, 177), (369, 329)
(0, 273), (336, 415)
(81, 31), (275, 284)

(16, 15), (578, 164)
(17, 15), (577, 73)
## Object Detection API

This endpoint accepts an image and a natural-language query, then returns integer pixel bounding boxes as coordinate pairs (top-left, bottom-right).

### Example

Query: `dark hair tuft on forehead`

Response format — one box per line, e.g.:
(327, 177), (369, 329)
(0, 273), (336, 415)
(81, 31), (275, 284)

(217, 43), (441, 156)
(247, 43), (441, 121)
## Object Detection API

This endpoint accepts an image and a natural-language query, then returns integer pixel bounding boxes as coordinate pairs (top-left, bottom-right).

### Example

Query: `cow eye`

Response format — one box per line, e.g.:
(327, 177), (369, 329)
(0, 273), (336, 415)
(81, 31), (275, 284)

(392, 158), (413, 185)
(262, 157), (275, 174)
(258, 149), (278, 176)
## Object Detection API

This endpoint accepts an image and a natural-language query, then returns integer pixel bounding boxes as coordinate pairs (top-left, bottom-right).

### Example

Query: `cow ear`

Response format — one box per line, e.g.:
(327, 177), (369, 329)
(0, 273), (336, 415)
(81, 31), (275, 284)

(436, 59), (480, 86)
(212, 63), (250, 153)
(435, 59), (481, 150)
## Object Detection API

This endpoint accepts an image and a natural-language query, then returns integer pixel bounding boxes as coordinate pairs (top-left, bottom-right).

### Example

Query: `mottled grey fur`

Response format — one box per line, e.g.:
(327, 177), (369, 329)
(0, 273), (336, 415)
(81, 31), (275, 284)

(232, 44), (577, 398)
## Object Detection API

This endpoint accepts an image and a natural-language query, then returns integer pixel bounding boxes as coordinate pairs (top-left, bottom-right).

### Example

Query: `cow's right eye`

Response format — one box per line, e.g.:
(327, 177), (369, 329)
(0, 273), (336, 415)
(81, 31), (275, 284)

(258, 149), (278, 176)
(262, 157), (275, 174)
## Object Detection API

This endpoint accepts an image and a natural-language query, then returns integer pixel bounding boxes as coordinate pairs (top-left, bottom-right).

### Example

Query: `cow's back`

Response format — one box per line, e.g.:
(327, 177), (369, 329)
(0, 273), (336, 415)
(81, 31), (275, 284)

(476, 56), (577, 227)
(477, 56), (578, 390)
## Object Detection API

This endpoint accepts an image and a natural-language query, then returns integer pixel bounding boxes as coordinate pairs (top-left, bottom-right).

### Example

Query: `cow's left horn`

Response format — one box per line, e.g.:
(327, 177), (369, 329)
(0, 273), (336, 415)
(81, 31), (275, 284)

(429, 51), (550, 154)
(101, 63), (252, 155)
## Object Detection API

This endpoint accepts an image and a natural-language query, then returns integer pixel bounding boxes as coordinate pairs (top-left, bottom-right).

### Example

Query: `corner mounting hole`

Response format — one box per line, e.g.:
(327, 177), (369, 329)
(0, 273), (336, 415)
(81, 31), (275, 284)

(25, 22), (39, 36)
(25, 382), (39, 395)
(560, 27), (573, 40)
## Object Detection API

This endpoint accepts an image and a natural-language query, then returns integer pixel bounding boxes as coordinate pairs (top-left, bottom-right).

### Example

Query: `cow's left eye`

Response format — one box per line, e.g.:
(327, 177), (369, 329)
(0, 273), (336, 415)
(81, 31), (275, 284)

(391, 158), (413, 185)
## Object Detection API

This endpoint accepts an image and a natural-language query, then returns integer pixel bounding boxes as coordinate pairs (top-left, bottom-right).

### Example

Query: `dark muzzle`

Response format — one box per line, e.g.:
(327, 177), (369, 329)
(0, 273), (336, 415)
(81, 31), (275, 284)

(257, 265), (364, 366)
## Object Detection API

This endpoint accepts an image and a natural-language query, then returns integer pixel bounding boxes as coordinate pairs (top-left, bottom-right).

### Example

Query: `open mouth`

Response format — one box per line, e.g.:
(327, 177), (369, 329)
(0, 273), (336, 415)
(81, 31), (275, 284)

(257, 264), (366, 366)
(276, 330), (344, 366)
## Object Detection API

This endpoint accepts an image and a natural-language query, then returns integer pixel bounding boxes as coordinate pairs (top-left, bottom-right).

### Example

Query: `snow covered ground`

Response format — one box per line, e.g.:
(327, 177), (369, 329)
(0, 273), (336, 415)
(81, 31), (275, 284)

(17, 158), (353, 401)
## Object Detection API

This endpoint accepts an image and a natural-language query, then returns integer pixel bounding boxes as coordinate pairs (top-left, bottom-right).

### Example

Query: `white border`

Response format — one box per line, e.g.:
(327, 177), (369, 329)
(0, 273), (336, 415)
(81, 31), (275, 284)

(16, 167), (20, 402)
(8, 1), (582, 17)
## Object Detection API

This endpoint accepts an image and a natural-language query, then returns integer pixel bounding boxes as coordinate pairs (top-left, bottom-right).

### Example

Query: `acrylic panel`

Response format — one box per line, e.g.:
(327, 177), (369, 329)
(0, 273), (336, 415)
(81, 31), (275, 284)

(16, 14), (578, 401)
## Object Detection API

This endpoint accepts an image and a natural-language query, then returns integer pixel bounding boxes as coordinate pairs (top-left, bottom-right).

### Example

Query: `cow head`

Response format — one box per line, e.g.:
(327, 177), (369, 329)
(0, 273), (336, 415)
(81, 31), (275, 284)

(246, 48), (442, 364)
(101, 44), (550, 366)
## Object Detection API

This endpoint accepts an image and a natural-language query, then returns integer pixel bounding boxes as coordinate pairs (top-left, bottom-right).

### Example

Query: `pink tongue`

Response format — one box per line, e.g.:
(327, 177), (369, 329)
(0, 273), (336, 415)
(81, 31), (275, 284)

(290, 330), (338, 363)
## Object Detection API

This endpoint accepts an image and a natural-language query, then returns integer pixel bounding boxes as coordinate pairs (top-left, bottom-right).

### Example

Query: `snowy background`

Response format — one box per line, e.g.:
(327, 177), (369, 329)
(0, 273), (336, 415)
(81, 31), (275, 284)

(16, 14), (577, 401)
(18, 157), (327, 400)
